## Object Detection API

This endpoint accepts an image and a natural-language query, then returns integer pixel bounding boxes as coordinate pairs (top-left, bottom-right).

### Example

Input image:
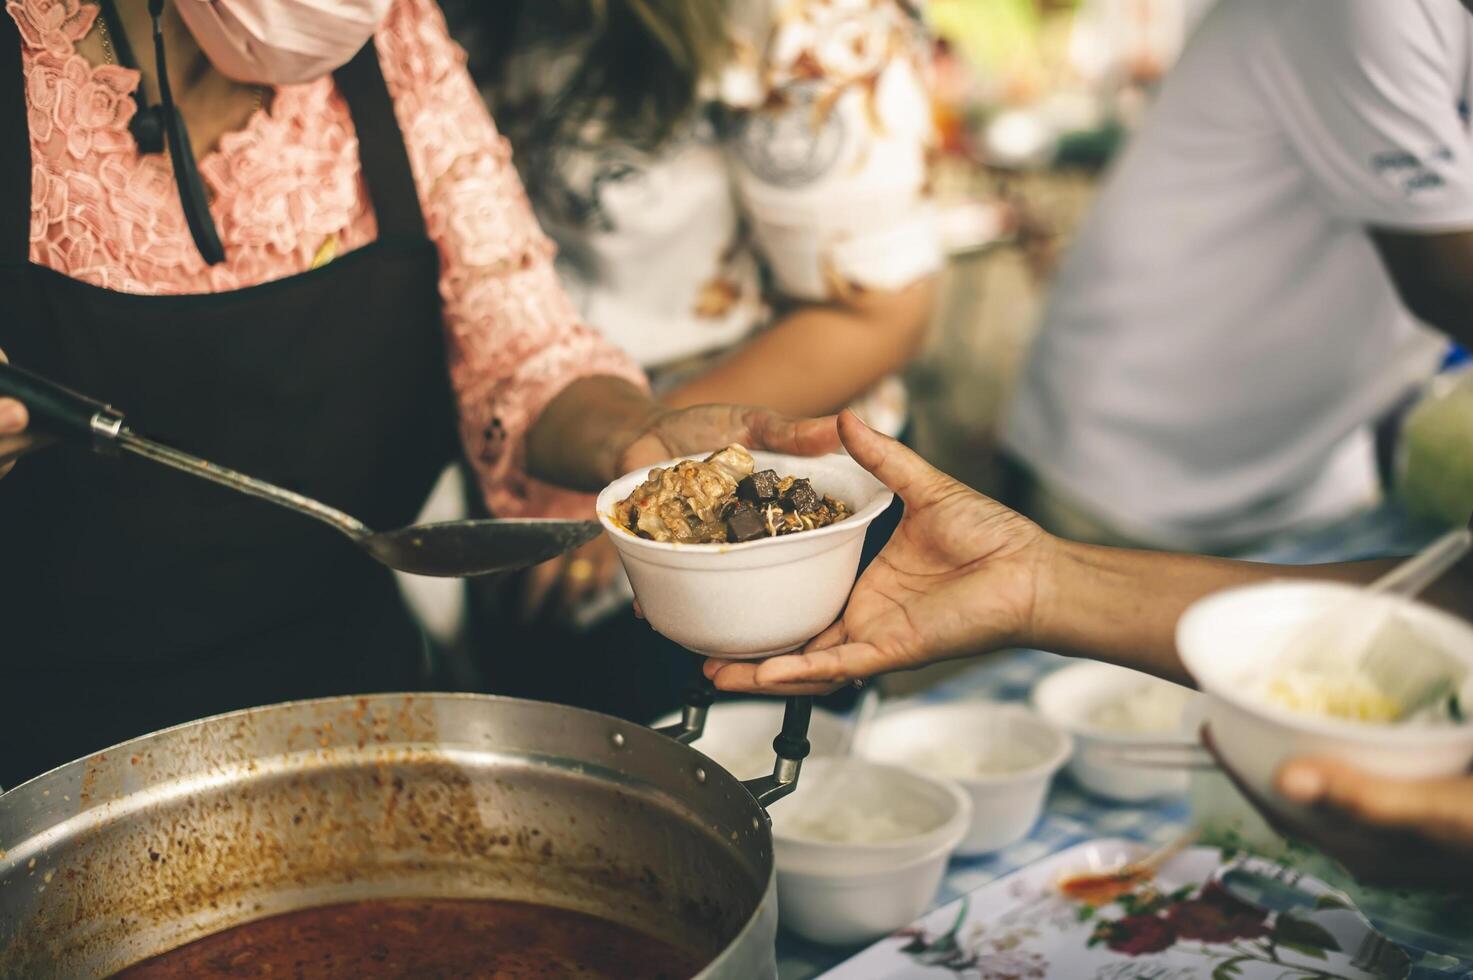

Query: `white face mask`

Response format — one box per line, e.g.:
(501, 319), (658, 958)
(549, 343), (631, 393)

(173, 0), (395, 86)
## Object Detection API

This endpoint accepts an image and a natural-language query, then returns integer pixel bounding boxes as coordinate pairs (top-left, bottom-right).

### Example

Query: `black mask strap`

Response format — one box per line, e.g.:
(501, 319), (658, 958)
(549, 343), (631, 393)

(101, 0), (225, 266)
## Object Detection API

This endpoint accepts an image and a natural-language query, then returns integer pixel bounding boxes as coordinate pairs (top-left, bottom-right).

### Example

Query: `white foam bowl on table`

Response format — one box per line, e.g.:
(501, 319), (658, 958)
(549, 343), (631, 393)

(1032, 662), (1202, 803)
(855, 701), (1071, 855)
(596, 451), (893, 659)
(768, 757), (971, 946)
(1178, 581), (1473, 811)
(651, 699), (849, 780)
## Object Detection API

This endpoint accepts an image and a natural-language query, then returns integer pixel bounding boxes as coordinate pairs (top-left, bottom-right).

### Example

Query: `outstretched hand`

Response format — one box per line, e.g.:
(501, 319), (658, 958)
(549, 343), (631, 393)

(705, 412), (1052, 695)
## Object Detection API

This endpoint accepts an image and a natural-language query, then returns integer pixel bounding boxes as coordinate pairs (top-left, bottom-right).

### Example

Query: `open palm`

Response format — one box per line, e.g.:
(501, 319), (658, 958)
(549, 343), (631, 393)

(705, 413), (1051, 696)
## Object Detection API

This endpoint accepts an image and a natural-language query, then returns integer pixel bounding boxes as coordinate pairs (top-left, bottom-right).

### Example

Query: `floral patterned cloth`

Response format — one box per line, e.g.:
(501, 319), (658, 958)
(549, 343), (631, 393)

(7, 0), (646, 516)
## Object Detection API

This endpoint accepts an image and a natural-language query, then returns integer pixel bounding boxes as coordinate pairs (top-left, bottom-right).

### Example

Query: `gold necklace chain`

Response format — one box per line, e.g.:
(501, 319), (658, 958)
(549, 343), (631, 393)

(94, 3), (265, 114)
(94, 4), (118, 65)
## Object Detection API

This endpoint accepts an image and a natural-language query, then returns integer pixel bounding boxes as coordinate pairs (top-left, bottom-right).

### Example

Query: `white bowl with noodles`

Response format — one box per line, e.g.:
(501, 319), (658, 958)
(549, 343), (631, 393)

(596, 451), (892, 659)
(1178, 581), (1473, 812)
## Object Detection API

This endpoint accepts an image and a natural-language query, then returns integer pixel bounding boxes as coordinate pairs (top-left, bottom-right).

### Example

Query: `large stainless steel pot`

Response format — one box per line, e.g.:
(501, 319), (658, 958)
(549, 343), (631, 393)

(0, 692), (812, 978)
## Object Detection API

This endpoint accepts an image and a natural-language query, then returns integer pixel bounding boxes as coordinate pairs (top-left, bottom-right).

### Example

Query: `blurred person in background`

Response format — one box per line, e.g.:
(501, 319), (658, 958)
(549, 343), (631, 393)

(1003, 0), (1473, 555)
(1068, 0), (1217, 92)
(442, 0), (942, 720)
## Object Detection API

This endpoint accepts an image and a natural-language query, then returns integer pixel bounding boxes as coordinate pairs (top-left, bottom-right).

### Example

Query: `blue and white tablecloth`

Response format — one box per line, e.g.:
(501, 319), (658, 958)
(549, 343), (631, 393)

(776, 501), (1467, 980)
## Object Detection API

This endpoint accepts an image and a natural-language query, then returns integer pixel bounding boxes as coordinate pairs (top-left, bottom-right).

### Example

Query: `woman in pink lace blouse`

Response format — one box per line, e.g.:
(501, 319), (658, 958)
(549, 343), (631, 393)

(0, 0), (835, 789)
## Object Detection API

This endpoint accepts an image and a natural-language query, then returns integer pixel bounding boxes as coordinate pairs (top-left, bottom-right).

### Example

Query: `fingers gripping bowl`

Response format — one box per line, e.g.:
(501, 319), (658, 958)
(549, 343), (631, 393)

(597, 448), (893, 658)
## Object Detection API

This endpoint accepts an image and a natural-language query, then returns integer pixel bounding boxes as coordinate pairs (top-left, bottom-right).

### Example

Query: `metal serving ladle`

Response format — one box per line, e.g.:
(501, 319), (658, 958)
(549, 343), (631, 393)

(0, 363), (602, 577)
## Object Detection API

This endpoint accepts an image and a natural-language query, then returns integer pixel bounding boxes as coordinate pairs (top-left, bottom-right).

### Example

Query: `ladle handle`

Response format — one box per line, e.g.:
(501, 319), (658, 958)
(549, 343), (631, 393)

(0, 363), (370, 542)
(0, 362), (124, 443)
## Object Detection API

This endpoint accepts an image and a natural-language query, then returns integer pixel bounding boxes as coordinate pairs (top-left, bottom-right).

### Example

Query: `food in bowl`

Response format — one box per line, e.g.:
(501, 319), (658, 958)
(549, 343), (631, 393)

(1177, 581), (1473, 811)
(770, 759), (970, 866)
(596, 450), (892, 657)
(1088, 678), (1195, 734)
(1032, 662), (1202, 803)
(1257, 667), (1406, 723)
(779, 792), (927, 845)
(1248, 612), (1468, 725)
(611, 444), (851, 544)
(855, 702), (1072, 855)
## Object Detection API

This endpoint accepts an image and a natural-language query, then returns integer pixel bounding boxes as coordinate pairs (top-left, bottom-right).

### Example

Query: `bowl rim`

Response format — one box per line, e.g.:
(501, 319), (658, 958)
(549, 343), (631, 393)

(774, 825), (964, 882)
(1178, 579), (1473, 744)
(769, 757), (973, 855)
(856, 701), (1075, 785)
(595, 450), (895, 556)
(1031, 661), (1202, 745)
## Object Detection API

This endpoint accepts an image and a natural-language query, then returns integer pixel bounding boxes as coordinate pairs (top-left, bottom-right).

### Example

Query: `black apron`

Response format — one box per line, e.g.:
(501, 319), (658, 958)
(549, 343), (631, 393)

(0, 24), (459, 789)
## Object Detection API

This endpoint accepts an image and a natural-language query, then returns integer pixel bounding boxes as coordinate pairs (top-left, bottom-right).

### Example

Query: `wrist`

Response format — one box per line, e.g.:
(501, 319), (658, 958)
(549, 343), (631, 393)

(1026, 536), (1138, 657)
(1030, 538), (1203, 685)
(528, 376), (661, 489)
(603, 402), (667, 483)
(1019, 532), (1070, 652)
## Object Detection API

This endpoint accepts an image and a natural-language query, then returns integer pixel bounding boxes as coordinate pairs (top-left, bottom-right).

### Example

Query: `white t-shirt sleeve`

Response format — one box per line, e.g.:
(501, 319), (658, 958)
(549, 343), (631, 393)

(720, 0), (942, 301)
(1257, 0), (1473, 231)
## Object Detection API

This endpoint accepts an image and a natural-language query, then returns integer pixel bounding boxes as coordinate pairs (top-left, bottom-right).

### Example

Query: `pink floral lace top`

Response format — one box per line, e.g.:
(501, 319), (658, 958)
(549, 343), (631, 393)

(7, 0), (645, 516)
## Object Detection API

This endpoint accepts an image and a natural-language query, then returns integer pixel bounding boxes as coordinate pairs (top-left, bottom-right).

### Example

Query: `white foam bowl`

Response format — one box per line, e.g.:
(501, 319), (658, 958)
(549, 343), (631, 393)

(651, 699), (849, 781)
(596, 451), (893, 658)
(1032, 662), (1202, 802)
(1178, 581), (1473, 811)
(856, 701), (1071, 855)
(769, 757), (971, 946)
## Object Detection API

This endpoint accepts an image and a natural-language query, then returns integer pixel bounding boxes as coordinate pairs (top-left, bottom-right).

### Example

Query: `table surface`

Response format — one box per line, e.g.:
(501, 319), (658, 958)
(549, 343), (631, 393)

(776, 501), (1466, 979)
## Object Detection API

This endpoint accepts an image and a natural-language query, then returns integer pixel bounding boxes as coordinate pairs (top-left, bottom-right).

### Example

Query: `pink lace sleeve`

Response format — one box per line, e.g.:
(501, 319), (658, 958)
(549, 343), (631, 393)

(373, 0), (646, 517)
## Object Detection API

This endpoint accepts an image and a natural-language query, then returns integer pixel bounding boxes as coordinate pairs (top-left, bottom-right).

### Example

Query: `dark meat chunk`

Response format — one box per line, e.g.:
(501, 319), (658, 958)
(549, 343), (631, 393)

(726, 503), (768, 543)
(737, 469), (782, 504)
(781, 478), (822, 515)
(693, 520), (729, 543)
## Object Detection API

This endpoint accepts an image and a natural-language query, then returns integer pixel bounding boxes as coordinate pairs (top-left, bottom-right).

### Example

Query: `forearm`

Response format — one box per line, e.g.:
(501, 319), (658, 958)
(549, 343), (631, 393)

(663, 279), (936, 414)
(525, 376), (659, 491)
(1029, 542), (1265, 685)
(1370, 229), (1473, 348)
(1031, 540), (1472, 686)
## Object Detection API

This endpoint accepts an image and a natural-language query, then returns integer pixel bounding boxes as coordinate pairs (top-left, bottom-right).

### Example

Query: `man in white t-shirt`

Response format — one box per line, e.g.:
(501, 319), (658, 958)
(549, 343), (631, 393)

(1004, 0), (1473, 552)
